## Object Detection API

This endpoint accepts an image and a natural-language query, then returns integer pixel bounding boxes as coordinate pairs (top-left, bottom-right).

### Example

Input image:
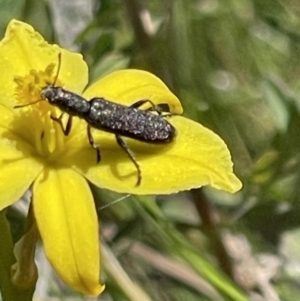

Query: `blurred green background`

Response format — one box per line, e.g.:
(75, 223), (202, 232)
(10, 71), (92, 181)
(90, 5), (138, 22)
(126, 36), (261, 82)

(2, 0), (300, 300)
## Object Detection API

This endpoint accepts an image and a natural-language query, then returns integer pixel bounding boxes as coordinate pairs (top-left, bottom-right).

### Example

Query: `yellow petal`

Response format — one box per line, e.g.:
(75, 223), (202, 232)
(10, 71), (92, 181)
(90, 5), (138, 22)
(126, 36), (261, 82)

(0, 144), (43, 209)
(0, 19), (88, 107)
(0, 104), (44, 209)
(33, 168), (104, 296)
(67, 116), (242, 194)
(83, 69), (183, 114)
(0, 104), (14, 133)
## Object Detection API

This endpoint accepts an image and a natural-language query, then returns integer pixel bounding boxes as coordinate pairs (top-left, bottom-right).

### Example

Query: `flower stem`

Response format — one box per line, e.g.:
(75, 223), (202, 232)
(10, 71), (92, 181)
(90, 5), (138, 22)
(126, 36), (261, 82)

(0, 210), (35, 301)
(190, 189), (234, 279)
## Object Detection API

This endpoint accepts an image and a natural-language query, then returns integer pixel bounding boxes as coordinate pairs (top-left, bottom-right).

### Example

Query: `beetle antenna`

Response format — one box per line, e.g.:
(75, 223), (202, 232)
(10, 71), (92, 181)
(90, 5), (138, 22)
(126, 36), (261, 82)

(14, 99), (44, 109)
(52, 52), (62, 87)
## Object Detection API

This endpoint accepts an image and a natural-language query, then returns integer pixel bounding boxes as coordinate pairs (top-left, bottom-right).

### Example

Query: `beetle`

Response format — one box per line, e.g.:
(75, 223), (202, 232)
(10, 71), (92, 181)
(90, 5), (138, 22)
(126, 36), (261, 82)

(15, 54), (176, 186)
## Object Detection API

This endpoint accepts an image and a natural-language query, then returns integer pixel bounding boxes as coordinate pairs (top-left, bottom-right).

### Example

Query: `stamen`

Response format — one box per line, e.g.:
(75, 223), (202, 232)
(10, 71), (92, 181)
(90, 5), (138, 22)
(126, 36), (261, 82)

(13, 61), (67, 158)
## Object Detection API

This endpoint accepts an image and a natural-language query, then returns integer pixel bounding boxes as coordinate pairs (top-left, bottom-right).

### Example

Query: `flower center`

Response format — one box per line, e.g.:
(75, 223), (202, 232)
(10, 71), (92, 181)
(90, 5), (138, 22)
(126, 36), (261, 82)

(14, 63), (59, 115)
(13, 63), (72, 160)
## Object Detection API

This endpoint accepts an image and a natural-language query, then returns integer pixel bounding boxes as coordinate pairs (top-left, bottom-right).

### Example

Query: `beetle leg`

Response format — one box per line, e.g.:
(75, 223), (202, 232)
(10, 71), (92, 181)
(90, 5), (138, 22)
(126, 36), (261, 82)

(130, 99), (163, 115)
(87, 124), (101, 162)
(50, 113), (73, 136)
(115, 134), (141, 187)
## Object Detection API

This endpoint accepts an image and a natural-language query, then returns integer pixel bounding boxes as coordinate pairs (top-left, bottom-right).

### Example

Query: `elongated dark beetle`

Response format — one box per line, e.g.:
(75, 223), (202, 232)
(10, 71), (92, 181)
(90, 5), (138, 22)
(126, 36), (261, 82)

(14, 53), (176, 186)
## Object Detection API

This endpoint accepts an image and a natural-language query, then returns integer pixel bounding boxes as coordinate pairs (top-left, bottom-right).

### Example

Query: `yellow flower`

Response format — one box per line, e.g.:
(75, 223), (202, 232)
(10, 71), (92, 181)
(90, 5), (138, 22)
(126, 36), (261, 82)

(0, 20), (242, 295)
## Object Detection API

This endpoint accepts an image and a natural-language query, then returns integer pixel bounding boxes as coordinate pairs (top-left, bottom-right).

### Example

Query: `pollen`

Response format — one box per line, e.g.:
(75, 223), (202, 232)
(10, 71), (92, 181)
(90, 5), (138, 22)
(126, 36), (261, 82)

(13, 63), (59, 115)
(13, 62), (67, 158)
